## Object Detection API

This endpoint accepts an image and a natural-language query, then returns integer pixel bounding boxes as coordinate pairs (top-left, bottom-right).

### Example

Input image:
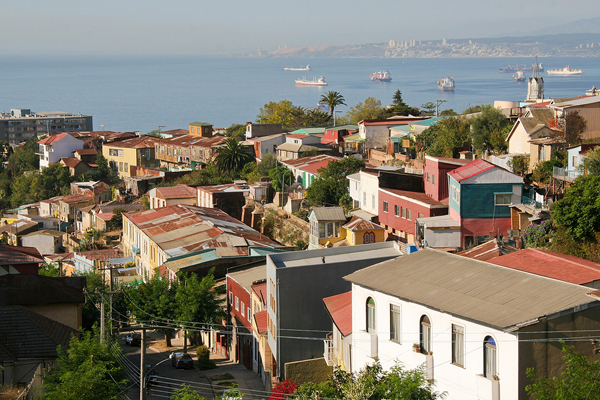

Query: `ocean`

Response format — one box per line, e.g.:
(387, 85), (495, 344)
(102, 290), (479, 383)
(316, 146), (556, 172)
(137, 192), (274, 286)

(1, 55), (599, 133)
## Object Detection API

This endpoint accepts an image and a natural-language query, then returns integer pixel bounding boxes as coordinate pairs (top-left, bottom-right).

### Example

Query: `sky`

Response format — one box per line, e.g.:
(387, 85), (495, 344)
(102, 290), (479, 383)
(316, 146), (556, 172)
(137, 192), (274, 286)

(1, 0), (598, 55)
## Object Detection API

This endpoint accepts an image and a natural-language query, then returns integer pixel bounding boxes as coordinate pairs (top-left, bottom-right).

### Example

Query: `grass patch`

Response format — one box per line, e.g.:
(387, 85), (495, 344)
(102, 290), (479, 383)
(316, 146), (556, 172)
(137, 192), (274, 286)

(213, 381), (237, 389)
(209, 373), (235, 381)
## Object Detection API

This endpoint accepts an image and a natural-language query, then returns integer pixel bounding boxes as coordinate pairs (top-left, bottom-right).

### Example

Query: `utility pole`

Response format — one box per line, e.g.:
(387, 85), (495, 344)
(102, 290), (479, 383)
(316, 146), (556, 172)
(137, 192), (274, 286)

(140, 328), (146, 400)
(92, 287), (122, 343)
(435, 99), (447, 117)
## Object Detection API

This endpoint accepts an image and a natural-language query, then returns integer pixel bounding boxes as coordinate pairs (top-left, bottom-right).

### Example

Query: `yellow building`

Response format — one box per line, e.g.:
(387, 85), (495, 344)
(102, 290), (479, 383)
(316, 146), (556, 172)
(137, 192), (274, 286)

(341, 216), (385, 246)
(102, 136), (159, 179)
(308, 207), (347, 249)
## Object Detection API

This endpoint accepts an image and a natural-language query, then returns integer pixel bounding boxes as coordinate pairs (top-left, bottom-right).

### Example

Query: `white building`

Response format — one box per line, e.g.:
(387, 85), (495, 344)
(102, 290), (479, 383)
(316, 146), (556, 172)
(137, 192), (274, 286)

(344, 248), (600, 400)
(37, 132), (84, 171)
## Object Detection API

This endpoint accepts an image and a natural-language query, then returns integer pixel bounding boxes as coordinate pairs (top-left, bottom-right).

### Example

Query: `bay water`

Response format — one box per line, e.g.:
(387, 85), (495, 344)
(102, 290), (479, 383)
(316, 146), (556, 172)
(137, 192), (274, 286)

(0, 55), (598, 133)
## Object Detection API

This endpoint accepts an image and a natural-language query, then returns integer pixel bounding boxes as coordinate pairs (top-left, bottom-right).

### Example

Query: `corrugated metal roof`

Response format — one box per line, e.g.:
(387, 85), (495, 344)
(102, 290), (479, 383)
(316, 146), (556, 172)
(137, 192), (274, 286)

(344, 248), (598, 330)
(323, 291), (352, 337)
(343, 216), (383, 232)
(456, 239), (518, 261)
(228, 264), (266, 291)
(311, 206), (346, 222)
(448, 158), (495, 182)
(254, 310), (268, 334)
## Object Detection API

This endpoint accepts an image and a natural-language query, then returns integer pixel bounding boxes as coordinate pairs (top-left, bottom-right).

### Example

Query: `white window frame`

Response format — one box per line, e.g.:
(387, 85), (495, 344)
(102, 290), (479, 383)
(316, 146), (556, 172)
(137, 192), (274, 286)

(452, 324), (465, 367)
(484, 336), (497, 379)
(235, 296), (239, 311)
(366, 297), (376, 333)
(390, 304), (401, 343)
(495, 193), (512, 205)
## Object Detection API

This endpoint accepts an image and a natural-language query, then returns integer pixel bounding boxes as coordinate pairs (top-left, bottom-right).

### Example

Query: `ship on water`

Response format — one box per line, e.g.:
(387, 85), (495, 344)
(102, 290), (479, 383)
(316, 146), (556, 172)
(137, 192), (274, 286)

(370, 70), (392, 82)
(547, 65), (583, 76)
(513, 70), (526, 82)
(437, 76), (455, 91)
(500, 63), (544, 73)
(284, 65), (310, 71)
(295, 77), (328, 86)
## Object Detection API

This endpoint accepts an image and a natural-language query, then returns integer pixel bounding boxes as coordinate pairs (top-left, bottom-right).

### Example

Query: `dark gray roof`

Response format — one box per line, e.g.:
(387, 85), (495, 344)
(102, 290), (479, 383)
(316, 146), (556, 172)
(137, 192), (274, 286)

(228, 264), (266, 291)
(344, 248), (598, 330)
(0, 274), (85, 306)
(0, 305), (76, 361)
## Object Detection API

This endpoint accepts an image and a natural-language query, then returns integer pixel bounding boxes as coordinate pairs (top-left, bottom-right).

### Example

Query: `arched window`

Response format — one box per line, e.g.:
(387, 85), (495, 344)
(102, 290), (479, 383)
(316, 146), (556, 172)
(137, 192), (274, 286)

(420, 315), (431, 354)
(364, 232), (371, 243)
(484, 336), (497, 378)
(366, 297), (376, 333)
(370, 233), (375, 243)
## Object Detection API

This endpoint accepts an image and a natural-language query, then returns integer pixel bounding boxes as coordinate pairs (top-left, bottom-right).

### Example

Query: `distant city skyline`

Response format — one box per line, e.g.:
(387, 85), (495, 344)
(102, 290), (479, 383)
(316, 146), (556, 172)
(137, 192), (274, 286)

(1, 1), (598, 55)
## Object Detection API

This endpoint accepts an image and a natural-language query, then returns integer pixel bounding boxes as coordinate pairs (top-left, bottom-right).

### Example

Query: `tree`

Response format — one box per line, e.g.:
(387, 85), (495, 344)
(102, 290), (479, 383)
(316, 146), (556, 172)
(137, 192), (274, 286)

(421, 102), (436, 116)
(6, 139), (39, 177)
(38, 163), (73, 200)
(214, 137), (253, 176)
(582, 146), (600, 175)
(39, 328), (127, 400)
(146, 129), (163, 138)
(94, 153), (119, 183)
(470, 104), (510, 153)
(108, 208), (126, 231)
(305, 157), (365, 206)
(257, 153), (278, 177)
(320, 91), (346, 117)
(39, 262), (62, 277)
(75, 229), (106, 252)
(381, 90), (421, 118)
(344, 97), (384, 124)
(551, 175), (600, 242)
(171, 384), (206, 400)
(416, 116), (470, 157)
(256, 100), (296, 129)
(526, 342), (600, 400)
(225, 124), (246, 140)
(440, 109), (458, 116)
(176, 271), (225, 350)
(125, 273), (179, 346)
(564, 110), (587, 147)
(507, 155), (530, 177)
(269, 166), (293, 192)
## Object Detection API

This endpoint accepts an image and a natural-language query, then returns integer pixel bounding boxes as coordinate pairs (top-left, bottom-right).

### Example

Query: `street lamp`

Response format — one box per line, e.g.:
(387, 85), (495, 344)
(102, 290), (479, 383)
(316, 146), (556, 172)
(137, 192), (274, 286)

(143, 357), (171, 398)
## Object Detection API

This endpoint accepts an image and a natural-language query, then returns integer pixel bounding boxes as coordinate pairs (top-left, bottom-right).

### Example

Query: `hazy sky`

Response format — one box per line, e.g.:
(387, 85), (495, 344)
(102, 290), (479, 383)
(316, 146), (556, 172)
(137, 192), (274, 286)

(1, 0), (597, 55)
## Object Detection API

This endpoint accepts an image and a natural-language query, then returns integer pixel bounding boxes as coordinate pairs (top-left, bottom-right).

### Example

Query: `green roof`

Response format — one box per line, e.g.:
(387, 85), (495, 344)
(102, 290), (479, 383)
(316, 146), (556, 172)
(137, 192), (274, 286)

(291, 128), (326, 135)
(328, 125), (358, 131)
(413, 117), (442, 126)
(345, 133), (364, 142)
(189, 121), (212, 127)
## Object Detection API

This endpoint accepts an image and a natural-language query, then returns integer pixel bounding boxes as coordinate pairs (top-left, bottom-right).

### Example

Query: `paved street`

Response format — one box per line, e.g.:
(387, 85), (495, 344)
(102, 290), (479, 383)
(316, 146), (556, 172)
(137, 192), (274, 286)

(116, 331), (267, 400)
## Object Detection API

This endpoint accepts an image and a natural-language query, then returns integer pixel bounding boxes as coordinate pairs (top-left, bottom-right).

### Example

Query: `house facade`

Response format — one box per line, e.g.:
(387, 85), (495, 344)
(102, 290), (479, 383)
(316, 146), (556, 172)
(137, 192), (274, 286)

(102, 136), (159, 179)
(345, 248), (600, 400)
(308, 207), (346, 249)
(37, 132), (85, 171)
(280, 155), (342, 191)
(148, 185), (197, 209)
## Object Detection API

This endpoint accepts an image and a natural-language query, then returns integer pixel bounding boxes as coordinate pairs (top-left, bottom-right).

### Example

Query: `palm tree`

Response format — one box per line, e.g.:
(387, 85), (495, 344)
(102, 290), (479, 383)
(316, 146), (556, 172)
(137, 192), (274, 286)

(320, 91), (346, 120)
(214, 137), (252, 175)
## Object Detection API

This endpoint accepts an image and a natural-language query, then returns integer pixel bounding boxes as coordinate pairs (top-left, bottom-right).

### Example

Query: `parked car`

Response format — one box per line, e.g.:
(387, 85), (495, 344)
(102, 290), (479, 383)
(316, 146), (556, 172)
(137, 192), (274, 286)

(171, 352), (194, 369)
(124, 333), (141, 346)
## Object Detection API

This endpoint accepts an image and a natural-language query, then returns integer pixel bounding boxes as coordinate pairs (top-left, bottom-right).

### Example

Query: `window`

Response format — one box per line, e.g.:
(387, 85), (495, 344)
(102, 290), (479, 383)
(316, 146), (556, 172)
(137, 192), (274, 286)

(418, 213), (424, 219)
(247, 307), (251, 322)
(124, 163), (128, 173)
(119, 162), (123, 172)
(383, 201), (388, 212)
(366, 297), (376, 333)
(241, 302), (245, 316)
(371, 195), (375, 210)
(401, 207), (406, 219)
(420, 315), (431, 354)
(364, 232), (375, 244)
(495, 193), (512, 205)
(427, 173), (430, 182)
(394, 205), (400, 216)
(452, 324), (465, 367)
(146, 149), (151, 158)
(451, 185), (460, 203)
(484, 336), (497, 378)
(432, 175), (436, 184)
(363, 192), (366, 206)
(235, 296), (239, 311)
(390, 304), (400, 343)
(407, 209), (412, 221)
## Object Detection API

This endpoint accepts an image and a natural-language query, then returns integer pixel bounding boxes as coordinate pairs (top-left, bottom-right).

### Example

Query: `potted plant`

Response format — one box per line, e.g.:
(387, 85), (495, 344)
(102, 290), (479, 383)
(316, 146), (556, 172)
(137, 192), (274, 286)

(492, 374), (499, 381)
(412, 343), (421, 352)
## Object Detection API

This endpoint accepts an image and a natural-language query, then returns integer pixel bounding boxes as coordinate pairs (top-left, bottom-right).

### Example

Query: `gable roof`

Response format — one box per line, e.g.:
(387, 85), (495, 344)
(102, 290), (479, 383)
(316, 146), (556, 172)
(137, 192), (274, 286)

(488, 248), (600, 285)
(343, 216), (384, 232)
(280, 155), (342, 175)
(38, 132), (70, 145)
(323, 291), (352, 337)
(154, 185), (197, 199)
(344, 248), (599, 331)
(448, 158), (496, 182)
(310, 207), (346, 222)
(0, 274), (85, 306)
(60, 157), (83, 168)
(254, 310), (268, 334)
(456, 239), (518, 261)
(104, 136), (158, 149)
(228, 264), (266, 291)
(0, 305), (76, 362)
(0, 245), (44, 265)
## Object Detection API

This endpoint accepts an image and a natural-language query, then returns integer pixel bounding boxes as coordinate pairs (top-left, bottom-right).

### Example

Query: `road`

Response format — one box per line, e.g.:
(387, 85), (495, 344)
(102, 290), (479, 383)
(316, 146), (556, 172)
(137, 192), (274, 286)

(115, 334), (215, 400)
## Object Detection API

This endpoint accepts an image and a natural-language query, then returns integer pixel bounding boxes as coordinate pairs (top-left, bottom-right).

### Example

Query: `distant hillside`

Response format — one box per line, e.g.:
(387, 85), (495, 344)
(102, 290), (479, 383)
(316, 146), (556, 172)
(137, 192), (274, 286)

(528, 17), (600, 36)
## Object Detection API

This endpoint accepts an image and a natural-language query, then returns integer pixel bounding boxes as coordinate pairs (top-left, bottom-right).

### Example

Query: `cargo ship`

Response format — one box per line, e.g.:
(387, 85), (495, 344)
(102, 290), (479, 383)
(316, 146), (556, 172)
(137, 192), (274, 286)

(370, 70), (392, 82)
(295, 77), (328, 86)
(513, 70), (526, 82)
(284, 65), (310, 71)
(437, 76), (455, 91)
(547, 66), (583, 76)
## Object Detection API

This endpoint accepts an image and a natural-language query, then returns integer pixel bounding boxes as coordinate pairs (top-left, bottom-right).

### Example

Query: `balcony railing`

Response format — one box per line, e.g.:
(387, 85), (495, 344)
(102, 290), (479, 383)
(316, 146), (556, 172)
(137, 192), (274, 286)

(324, 339), (334, 366)
(553, 166), (580, 183)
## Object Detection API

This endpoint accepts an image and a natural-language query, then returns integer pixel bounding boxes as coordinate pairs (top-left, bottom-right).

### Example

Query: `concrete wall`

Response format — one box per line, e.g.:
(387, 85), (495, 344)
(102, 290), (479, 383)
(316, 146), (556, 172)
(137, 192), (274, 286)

(284, 358), (332, 384)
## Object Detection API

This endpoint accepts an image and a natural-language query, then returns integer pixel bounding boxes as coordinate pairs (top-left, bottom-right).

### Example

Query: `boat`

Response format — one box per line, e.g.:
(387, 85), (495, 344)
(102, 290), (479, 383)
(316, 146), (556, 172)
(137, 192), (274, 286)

(370, 70), (392, 82)
(284, 65), (310, 71)
(547, 66), (583, 76)
(522, 63), (544, 72)
(295, 77), (328, 86)
(499, 65), (518, 73)
(437, 76), (455, 91)
(513, 70), (526, 82)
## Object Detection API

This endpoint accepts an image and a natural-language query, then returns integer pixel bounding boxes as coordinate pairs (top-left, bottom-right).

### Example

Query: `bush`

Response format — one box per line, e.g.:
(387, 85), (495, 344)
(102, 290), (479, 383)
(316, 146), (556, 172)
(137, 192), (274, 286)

(196, 345), (216, 370)
(523, 220), (555, 248)
(269, 379), (298, 400)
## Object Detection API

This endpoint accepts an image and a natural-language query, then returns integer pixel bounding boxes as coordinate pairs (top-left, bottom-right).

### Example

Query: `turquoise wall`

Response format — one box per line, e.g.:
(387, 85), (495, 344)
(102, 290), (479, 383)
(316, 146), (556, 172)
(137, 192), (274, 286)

(460, 183), (521, 219)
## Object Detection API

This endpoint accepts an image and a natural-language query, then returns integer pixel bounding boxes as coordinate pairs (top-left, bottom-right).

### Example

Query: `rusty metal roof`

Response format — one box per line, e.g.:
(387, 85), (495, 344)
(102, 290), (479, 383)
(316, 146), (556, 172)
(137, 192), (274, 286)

(343, 216), (384, 232)
(155, 185), (197, 199)
(323, 291), (352, 337)
(344, 248), (599, 331)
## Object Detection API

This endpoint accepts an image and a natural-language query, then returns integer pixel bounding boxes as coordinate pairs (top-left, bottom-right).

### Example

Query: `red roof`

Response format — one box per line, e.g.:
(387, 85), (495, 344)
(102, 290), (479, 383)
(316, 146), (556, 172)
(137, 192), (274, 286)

(155, 185), (197, 199)
(106, 136), (158, 149)
(60, 157), (83, 168)
(252, 282), (267, 306)
(380, 188), (447, 207)
(281, 155), (342, 175)
(448, 158), (495, 182)
(488, 248), (600, 285)
(0, 245), (44, 266)
(287, 134), (308, 139)
(38, 132), (69, 145)
(323, 291), (352, 337)
(343, 216), (384, 231)
(74, 148), (98, 155)
(254, 310), (268, 334)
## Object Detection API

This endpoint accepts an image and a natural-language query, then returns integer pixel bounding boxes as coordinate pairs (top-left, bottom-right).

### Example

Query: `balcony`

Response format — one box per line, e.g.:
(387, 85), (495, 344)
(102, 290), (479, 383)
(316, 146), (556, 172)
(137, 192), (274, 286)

(323, 338), (334, 366)
(553, 166), (580, 183)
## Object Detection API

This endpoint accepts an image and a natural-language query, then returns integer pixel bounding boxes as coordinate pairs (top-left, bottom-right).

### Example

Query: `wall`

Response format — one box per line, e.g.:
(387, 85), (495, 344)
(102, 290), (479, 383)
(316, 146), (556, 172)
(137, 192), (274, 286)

(379, 190), (447, 236)
(284, 358), (332, 384)
(351, 284), (519, 400)
(460, 184), (521, 220)
(360, 172), (379, 215)
(26, 303), (81, 331)
(21, 234), (59, 255)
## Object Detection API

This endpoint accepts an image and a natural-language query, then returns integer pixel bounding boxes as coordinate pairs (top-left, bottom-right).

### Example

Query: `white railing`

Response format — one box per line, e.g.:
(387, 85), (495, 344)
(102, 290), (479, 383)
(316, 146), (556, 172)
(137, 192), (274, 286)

(324, 339), (334, 366)
(553, 166), (580, 182)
